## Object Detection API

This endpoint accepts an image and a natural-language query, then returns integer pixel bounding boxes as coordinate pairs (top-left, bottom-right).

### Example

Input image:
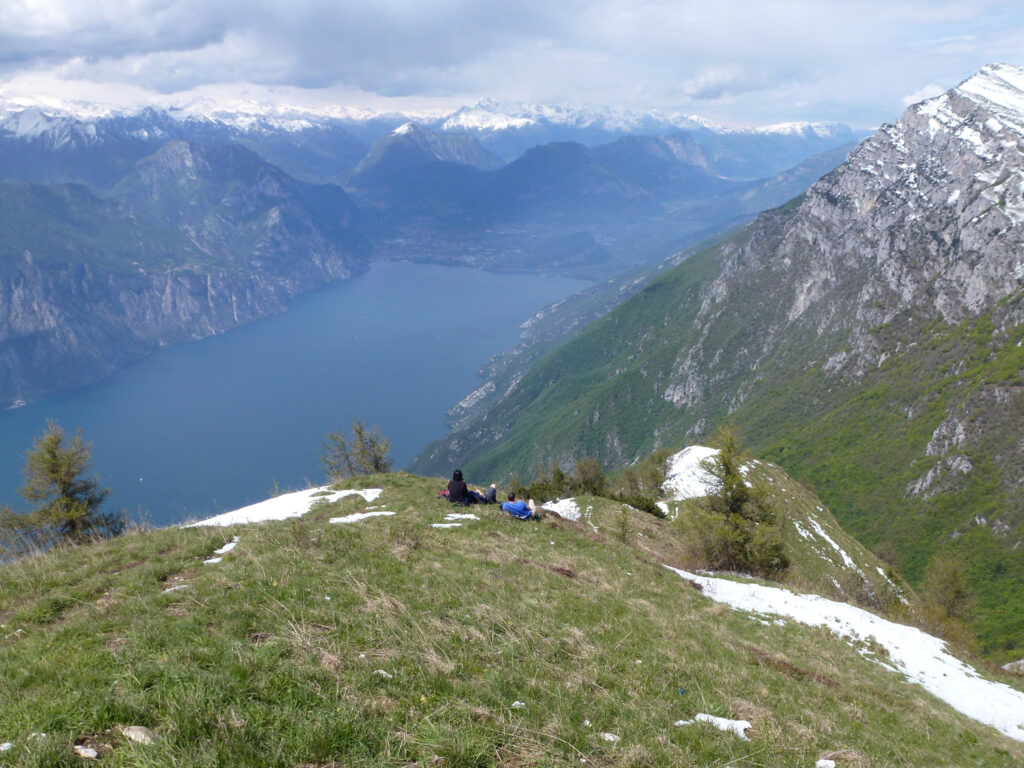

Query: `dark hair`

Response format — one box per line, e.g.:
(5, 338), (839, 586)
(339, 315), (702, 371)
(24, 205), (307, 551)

(507, 492), (516, 501)
(452, 469), (463, 482)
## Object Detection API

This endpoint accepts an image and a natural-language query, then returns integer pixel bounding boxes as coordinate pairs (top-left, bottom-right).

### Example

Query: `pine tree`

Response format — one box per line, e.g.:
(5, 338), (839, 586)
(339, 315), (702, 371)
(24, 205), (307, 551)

(7, 421), (120, 548)
(697, 426), (788, 576)
(322, 419), (393, 481)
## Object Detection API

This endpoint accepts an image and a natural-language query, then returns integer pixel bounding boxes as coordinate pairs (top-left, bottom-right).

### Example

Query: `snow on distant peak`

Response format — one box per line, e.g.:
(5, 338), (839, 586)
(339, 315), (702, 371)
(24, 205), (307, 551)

(437, 99), (710, 135)
(392, 122), (417, 135)
(734, 121), (850, 139)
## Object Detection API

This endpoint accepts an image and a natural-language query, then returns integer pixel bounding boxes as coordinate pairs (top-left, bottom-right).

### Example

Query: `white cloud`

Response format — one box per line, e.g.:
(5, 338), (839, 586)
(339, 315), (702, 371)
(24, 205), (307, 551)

(0, 0), (1021, 126)
(902, 84), (947, 106)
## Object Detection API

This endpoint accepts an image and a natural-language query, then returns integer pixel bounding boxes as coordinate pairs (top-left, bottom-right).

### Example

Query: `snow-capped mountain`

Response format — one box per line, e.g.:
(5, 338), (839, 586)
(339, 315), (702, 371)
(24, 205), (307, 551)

(0, 90), (862, 179)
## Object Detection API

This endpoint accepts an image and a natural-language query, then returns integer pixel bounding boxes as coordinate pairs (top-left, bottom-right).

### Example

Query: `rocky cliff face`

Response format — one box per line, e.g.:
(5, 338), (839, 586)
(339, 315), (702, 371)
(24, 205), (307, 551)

(0, 142), (370, 406)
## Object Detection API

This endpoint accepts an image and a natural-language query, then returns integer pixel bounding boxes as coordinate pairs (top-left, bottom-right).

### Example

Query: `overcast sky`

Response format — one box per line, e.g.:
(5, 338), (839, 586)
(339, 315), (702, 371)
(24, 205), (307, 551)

(0, 0), (1022, 127)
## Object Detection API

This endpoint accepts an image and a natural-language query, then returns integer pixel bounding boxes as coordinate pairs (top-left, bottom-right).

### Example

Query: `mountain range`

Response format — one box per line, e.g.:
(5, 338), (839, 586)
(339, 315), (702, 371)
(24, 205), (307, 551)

(412, 63), (1024, 659)
(0, 94), (859, 406)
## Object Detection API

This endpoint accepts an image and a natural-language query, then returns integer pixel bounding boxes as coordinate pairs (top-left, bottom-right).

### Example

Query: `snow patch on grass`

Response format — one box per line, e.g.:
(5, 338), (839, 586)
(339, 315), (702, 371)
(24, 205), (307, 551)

(675, 713), (751, 740)
(204, 535), (240, 564)
(666, 566), (1024, 742)
(663, 446), (719, 500)
(806, 516), (864, 575)
(190, 487), (383, 527)
(330, 511), (396, 524)
(542, 498), (580, 521)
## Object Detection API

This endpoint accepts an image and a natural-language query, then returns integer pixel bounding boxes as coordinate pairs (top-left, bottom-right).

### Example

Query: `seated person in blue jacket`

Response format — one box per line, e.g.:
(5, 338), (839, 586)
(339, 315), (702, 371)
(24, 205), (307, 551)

(448, 469), (496, 504)
(501, 492), (537, 519)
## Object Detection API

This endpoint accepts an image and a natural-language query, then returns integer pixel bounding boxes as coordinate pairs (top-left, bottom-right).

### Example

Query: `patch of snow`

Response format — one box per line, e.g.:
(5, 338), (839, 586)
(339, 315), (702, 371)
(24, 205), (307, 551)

(74, 745), (98, 759)
(432, 523), (462, 529)
(374, 669), (393, 679)
(189, 487), (382, 527)
(392, 121), (415, 135)
(957, 64), (1024, 133)
(162, 584), (188, 593)
(205, 536), (239, 561)
(444, 513), (479, 521)
(330, 511), (396, 524)
(674, 713), (751, 740)
(816, 761), (836, 768)
(663, 446), (719, 500)
(511, 701), (526, 709)
(542, 498), (580, 521)
(0, 743), (12, 752)
(665, 566), (1024, 741)
(212, 536), (239, 555)
(599, 732), (619, 742)
(806, 517), (864, 575)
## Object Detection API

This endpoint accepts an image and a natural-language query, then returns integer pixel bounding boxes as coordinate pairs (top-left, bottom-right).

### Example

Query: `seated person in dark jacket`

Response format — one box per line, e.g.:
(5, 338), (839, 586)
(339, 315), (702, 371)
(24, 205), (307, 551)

(448, 469), (496, 504)
(501, 492), (536, 519)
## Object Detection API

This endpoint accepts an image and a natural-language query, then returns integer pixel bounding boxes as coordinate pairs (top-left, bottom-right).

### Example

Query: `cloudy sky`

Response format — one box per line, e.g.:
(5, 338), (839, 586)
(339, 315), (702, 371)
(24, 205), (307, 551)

(0, 0), (1022, 127)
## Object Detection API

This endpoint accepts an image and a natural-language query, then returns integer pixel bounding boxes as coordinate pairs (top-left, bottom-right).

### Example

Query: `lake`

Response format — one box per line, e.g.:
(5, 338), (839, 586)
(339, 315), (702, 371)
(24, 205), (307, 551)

(0, 261), (589, 527)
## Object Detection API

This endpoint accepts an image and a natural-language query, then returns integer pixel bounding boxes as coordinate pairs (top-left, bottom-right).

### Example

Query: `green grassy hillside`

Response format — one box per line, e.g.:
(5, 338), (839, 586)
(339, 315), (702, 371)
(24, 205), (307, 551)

(2, 473), (1021, 767)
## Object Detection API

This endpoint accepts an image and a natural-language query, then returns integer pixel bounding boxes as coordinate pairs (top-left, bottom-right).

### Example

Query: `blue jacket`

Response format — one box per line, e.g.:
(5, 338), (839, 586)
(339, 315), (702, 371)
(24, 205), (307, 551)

(501, 500), (532, 519)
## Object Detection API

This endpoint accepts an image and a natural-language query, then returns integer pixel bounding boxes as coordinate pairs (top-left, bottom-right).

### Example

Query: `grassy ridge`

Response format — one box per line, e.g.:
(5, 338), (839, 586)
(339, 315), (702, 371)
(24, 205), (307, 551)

(2, 473), (1022, 766)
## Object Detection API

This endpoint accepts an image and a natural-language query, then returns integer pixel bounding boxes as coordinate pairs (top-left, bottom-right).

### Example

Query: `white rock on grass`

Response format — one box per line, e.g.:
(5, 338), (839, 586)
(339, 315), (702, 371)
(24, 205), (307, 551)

(674, 713), (751, 740)
(816, 760), (837, 768)
(73, 745), (99, 759)
(0, 742), (12, 752)
(374, 669), (393, 680)
(120, 725), (157, 745)
(599, 732), (619, 742)
(1002, 659), (1024, 674)
(511, 701), (526, 709)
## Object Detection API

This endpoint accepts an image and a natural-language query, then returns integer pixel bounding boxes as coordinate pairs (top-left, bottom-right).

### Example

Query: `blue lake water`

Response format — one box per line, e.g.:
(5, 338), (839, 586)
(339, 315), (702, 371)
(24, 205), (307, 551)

(0, 261), (589, 527)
